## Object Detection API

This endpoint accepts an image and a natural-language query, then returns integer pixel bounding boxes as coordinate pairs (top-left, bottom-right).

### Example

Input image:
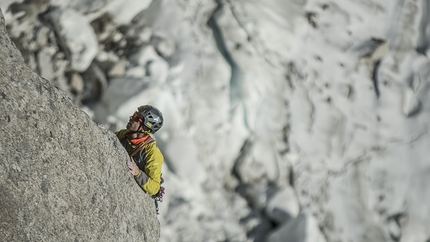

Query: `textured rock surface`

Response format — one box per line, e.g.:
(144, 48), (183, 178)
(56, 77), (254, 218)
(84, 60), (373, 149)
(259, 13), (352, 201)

(0, 10), (159, 241)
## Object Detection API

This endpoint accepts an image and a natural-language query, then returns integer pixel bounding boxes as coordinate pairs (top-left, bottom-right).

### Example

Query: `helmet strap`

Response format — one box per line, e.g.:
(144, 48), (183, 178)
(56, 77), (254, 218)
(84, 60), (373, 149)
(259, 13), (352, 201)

(138, 123), (152, 135)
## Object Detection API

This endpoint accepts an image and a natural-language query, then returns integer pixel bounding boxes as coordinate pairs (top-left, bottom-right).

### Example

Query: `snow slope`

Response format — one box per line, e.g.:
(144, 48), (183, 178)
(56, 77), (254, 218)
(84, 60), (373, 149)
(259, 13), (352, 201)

(3, 0), (430, 241)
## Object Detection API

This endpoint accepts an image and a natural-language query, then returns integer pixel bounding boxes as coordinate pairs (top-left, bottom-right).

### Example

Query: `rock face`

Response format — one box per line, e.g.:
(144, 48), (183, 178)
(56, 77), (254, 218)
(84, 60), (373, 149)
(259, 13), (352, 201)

(0, 10), (159, 242)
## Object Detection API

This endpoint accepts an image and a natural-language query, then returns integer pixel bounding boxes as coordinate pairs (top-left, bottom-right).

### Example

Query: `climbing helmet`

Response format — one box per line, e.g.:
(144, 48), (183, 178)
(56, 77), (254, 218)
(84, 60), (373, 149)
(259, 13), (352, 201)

(137, 105), (164, 134)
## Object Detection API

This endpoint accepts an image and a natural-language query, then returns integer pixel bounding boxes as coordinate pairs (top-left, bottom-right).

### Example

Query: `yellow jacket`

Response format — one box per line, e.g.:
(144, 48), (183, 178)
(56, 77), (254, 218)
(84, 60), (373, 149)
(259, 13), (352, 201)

(115, 129), (163, 196)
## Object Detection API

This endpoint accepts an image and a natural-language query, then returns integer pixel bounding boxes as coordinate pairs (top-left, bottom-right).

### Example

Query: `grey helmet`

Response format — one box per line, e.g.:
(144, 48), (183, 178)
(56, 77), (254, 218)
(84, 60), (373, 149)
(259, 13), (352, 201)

(137, 105), (164, 134)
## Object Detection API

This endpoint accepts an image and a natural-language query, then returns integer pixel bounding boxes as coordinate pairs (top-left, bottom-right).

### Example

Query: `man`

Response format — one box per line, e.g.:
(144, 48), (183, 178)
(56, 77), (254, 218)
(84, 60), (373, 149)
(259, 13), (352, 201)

(115, 105), (164, 198)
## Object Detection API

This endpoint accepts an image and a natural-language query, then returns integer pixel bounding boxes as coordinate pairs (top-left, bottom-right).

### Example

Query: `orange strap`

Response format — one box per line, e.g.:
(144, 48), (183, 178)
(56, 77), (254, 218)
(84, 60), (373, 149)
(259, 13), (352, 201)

(129, 136), (154, 157)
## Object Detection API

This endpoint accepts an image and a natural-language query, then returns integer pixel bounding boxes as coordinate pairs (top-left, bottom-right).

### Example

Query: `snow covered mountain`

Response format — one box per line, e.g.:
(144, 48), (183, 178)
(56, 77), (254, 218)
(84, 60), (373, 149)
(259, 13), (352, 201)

(3, 0), (430, 241)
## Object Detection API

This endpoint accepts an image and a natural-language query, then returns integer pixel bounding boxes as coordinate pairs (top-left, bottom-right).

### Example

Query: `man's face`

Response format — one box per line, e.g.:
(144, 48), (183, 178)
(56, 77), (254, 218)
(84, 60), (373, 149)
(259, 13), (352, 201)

(127, 112), (142, 132)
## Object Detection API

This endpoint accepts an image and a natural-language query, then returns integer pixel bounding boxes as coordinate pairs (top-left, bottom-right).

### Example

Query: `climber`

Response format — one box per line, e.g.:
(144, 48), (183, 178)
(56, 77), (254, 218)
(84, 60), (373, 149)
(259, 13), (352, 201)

(115, 105), (165, 211)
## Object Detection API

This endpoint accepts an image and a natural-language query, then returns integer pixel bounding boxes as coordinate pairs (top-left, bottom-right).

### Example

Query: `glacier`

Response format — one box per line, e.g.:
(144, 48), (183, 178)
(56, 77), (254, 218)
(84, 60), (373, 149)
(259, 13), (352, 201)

(3, 0), (430, 241)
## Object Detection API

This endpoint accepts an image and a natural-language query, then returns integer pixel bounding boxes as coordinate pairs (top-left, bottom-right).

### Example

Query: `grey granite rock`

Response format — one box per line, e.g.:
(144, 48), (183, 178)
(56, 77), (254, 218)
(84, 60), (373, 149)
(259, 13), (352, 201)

(0, 9), (160, 242)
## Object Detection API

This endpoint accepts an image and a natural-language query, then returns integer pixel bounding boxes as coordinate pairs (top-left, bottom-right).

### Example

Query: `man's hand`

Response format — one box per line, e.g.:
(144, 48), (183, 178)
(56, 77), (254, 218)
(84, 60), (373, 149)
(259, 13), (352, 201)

(127, 157), (140, 176)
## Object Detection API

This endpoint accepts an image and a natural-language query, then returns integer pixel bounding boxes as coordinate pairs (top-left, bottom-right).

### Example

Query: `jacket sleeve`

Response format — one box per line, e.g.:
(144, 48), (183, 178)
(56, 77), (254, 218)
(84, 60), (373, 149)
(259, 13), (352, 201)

(141, 143), (163, 196)
(134, 171), (148, 187)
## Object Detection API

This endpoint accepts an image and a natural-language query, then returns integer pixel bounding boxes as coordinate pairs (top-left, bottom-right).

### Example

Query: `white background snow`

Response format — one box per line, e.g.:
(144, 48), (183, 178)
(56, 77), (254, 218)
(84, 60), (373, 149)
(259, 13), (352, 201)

(3, 0), (430, 241)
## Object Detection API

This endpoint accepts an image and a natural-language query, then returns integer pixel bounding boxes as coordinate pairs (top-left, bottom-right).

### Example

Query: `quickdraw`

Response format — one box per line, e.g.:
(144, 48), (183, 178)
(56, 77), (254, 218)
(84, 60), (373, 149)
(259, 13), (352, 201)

(152, 174), (165, 214)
